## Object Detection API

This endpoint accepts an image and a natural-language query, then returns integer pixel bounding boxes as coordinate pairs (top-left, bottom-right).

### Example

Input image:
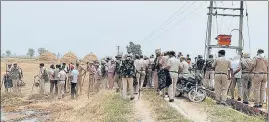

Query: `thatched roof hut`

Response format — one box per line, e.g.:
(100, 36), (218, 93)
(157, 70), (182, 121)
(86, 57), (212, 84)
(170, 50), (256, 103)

(38, 52), (57, 64)
(83, 53), (98, 63)
(60, 52), (78, 64)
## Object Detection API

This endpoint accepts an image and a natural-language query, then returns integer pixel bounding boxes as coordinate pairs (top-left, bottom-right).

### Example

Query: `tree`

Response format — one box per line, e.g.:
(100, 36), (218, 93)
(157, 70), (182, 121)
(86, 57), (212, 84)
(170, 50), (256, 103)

(38, 48), (48, 55)
(27, 48), (35, 57)
(126, 41), (142, 56)
(5, 50), (11, 56)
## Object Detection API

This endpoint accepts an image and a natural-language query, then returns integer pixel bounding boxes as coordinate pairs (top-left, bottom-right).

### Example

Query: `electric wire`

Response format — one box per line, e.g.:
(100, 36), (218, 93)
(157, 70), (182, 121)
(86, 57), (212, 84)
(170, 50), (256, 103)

(150, 2), (207, 41)
(143, 1), (191, 41)
(146, 1), (196, 41)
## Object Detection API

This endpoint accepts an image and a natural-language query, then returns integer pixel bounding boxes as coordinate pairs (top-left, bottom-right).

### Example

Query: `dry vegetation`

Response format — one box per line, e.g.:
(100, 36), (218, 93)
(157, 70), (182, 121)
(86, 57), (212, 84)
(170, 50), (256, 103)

(202, 98), (265, 122)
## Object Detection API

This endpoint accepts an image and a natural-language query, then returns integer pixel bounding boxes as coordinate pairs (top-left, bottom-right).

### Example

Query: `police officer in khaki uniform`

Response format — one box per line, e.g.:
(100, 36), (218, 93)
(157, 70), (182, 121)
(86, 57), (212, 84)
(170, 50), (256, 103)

(234, 52), (253, 104)
(76, 62), (86, 95)
(39, 63), (48, 94)
(87, 61), (95, 91)
(212, 50), (233, 105)
(252, 49), (268, 108)
(203, 54), (215, 90)
(114, 54), (123, 92)
(9, 63), (22, 93)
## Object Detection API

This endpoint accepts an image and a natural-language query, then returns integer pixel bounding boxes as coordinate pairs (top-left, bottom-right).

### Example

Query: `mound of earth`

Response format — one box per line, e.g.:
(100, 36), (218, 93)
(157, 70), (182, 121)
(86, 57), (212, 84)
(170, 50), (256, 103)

(38, 52), (57, 64)
(83, 53), (98, 63)
(60, 52), (78, 64)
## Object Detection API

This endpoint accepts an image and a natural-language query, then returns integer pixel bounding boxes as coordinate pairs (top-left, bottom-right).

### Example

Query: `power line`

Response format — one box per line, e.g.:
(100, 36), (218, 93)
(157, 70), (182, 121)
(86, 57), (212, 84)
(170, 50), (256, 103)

(143, 1), (191, 41)
(158, 2), (195, 33)
(150, 2), (207, 41)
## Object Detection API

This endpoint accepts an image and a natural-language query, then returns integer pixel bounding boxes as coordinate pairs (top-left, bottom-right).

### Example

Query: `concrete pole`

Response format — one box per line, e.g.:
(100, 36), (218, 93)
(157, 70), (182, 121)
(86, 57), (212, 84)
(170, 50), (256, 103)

(206, 1), (214, 59)
(238, 1), (244, 55)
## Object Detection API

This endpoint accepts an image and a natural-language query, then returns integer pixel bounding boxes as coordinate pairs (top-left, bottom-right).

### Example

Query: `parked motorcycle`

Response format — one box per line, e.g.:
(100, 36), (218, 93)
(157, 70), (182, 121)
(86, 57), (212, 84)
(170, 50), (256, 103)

(175, 73), (207, 103)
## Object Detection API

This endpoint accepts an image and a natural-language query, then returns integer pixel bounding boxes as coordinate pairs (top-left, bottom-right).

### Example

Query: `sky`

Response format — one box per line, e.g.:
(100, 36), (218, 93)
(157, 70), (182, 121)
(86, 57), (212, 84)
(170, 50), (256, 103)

(1, 1), (268, 60)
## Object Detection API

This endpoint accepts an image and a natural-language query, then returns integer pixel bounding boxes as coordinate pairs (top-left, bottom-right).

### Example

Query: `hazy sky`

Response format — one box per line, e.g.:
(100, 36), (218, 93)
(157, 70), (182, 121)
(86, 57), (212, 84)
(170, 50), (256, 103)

(1, 1), (268, 59)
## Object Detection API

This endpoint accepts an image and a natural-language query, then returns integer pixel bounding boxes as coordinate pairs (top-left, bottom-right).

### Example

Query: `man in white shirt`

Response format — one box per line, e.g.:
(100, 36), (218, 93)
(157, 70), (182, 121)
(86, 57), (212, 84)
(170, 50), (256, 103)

(70, 66), (79, 99)
(229, 55), (242, 101)
(165, 51), (181, 102)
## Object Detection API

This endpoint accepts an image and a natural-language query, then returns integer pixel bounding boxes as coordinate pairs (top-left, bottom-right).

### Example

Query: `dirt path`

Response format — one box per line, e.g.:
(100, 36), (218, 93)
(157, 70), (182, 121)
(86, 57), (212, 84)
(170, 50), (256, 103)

(164, 97), (209, 122)
(134, 94), (155, 122)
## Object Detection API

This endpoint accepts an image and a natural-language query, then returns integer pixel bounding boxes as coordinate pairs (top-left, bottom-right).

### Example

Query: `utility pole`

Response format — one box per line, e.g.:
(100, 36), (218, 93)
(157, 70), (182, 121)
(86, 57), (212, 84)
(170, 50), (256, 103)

(238, 1), (244, 55)
(116, 46), (120, 55)
(205, 1), (244, 59)
(206, 1), (214, 59)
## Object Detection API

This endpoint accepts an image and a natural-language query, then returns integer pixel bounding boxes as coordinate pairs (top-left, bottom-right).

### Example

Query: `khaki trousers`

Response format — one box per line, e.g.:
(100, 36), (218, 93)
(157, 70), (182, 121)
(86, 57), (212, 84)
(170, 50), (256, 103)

(108, 73), (114, 90)
(229, 78), (242, 99)
(214, 74), (230, 102)
(204, 70), (214, 89)
(160, 88), (168, 96)
(168, 72), (178, 100)
(114, 73), (122, 90)
(77, 75), (83, 95)
(12, 79), (20, 93)
(89, 75), (94, 92)
(153, 71), (158, 90)
(122, 77), (134, 99)
(146, 70), (153, 88)
(135, 71), (146, 93)
(39, 79), (46, 94)
(252, 74), (267, 105)
(103, 76), (108, 89)
(93, 79), (101, 92)
(241, 73), (253, 102)
(58, 81), (65, 99)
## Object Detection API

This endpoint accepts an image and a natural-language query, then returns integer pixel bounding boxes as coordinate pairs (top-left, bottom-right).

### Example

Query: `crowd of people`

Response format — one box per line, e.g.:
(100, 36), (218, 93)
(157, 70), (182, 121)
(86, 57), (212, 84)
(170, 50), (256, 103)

(2, 48), (268, 108)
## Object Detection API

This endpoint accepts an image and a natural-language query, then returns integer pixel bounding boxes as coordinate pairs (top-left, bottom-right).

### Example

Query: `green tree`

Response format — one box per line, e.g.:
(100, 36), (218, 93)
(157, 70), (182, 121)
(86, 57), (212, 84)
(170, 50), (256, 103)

(5, 50), (11, 56)
(126, 42), (142, 56)
(27, 48), (35, 57)
(38, 48), (48, 55)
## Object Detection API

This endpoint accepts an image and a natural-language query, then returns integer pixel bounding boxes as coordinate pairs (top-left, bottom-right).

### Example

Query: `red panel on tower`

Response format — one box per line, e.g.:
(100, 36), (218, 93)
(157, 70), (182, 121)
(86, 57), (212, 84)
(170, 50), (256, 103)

(217, 35), (232, 46)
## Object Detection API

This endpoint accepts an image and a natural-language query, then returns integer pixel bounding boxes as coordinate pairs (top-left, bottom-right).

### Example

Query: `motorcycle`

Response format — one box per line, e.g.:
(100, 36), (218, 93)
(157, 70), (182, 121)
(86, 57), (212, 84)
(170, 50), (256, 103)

(175, 73), (207, 103)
